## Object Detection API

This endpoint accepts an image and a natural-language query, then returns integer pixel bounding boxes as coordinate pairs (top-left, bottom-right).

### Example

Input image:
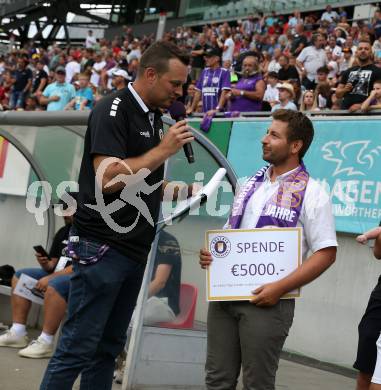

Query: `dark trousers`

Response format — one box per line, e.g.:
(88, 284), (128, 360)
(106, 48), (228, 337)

(301, 77), (316, 91)
(40, 241), (145, 390)
(205, 300), (295, 390)
(9, 90), (26, 109)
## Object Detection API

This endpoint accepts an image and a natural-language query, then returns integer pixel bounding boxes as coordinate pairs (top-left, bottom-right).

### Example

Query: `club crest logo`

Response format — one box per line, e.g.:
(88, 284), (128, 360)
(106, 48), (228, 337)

(210, 235), (231, 258)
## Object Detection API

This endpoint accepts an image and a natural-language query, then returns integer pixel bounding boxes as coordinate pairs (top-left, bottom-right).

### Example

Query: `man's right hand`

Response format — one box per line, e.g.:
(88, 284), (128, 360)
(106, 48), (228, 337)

(199, 248), (213, 269)
(159, 120), (194, 158)
(344, 83), (353, 92)
(356, 234), (368, 244)
(35, 253), (51, 270)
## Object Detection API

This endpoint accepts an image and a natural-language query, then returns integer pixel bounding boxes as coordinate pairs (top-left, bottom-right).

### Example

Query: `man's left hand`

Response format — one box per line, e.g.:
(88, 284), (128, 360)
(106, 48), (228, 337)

(250, 282), (285, 306)
(348, 103), (361, 112)
(35, 275), (51, 292)
(230, 88), (241, 97)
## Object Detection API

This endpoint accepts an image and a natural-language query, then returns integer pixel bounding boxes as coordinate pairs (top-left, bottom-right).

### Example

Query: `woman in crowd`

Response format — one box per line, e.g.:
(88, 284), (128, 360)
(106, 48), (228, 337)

(300, 90), (317, 111)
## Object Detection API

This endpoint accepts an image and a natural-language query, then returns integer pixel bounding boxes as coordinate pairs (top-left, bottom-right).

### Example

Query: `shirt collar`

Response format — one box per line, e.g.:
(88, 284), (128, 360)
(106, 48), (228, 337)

(265, 165), (300, 182)
(128, 82), (149, 114)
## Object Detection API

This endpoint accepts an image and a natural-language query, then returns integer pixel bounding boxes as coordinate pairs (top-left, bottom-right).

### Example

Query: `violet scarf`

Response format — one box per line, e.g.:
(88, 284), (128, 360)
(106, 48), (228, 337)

(227, 163), (309, 229)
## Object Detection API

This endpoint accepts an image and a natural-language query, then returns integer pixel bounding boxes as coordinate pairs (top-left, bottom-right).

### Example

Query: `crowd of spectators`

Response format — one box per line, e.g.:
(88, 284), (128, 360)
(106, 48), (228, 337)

(1, 5), (381, 115)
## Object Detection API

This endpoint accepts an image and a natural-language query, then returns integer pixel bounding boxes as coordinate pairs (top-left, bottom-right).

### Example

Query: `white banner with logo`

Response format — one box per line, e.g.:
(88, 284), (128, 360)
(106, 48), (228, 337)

(205, 228), (302, 301)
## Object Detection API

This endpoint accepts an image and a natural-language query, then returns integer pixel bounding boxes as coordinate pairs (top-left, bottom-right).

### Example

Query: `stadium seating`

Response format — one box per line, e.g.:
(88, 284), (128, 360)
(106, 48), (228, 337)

(158, 283), (198, 330)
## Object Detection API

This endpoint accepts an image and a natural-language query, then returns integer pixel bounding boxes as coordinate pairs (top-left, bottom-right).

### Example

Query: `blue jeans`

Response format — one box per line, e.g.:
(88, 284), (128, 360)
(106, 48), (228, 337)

(40, 238), (145, 390)
(9, 90), (26, 109)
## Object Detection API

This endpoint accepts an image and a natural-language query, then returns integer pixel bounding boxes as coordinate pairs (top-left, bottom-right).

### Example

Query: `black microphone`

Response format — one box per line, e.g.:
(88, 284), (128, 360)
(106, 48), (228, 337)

(168, 100), (195, 164)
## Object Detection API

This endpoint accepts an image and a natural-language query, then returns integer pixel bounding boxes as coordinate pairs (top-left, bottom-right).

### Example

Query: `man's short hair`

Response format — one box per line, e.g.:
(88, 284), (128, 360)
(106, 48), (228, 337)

(317, 66), (329, 74)
(272, 109), (314, 159)
(137, 40), (190, 78)
(268, 71), (278, 79)
(358, 38), (371, 45)
(311, 33), (322, 44)
(374, 79), (381, 85)
(78, 73), (89, 80)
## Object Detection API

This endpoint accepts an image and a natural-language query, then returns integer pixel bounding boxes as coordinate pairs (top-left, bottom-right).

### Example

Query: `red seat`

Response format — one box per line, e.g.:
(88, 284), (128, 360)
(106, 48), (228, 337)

(158, 283), (198, 329)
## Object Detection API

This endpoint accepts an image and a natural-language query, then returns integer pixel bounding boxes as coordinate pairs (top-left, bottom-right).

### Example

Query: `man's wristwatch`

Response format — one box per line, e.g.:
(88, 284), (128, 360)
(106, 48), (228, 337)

(215, 105), (220, 111)
(240, 90), (245, 96)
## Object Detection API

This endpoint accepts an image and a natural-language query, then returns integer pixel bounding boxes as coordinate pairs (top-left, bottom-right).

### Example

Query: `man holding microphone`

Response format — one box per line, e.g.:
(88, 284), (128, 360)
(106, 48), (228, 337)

(199, 110), (337, 390)
(40, 41), (193, 390)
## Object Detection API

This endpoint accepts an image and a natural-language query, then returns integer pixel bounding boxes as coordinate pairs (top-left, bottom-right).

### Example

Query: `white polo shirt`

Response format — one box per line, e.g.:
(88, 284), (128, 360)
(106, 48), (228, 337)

(297, 46), (327, 82)
(222, 37), (235, 62)
(235, 166), (338, 260)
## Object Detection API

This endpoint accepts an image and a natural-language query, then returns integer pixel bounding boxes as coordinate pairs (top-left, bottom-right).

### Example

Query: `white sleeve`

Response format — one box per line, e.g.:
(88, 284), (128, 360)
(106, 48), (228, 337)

(263, 88), (270, 102)
(301, 179), (338, 253)
(297, 48), (307, 63)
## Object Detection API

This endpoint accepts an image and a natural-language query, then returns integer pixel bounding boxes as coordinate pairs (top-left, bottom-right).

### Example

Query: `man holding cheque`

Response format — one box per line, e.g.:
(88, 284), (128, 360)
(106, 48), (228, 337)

(199, 109), (337, 390)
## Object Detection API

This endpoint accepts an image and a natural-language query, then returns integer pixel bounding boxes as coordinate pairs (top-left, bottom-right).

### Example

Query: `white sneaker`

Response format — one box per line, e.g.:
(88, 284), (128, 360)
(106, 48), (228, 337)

(114, 359), (126, 384)
(114, 367), (124, 384)
(18, 336), (53, 358)
(0, 330), (28, 348)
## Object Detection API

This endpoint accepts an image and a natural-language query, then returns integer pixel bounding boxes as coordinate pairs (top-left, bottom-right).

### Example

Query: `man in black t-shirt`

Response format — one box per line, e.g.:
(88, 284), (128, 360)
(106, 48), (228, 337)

(191, 34), (208, 81)
(278, 55), (300, 81)
(144, 230), (182, 324)
(9, 57), (32, 109)
(290, 24), (309, 57)
(82, 48), (95, 73)
(153, 231), (181, 316)
(32, 60), (48, 97)
(336, 40), (381, 111)
(40, 41), (194, 390)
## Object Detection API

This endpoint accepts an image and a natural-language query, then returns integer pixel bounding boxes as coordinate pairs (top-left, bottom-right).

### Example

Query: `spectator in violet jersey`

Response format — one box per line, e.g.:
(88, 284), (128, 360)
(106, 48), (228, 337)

(228, 55), (265, 112)
(188, 47), (231, 115)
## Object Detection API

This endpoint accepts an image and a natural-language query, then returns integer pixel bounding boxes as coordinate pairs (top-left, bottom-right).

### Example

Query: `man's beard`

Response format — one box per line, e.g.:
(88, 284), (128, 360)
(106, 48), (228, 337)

(242, 69), (257, 77)
(358, 56), (370, 65)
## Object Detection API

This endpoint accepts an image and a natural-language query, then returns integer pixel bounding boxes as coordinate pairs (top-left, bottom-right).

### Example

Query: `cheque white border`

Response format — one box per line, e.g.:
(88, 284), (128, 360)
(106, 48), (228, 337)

(205, 227), (302, 301)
